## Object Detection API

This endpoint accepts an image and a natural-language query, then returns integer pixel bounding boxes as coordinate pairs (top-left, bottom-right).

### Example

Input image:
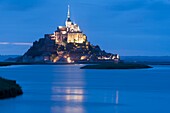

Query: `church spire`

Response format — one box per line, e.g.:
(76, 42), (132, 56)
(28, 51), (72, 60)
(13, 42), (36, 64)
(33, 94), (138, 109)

(67, 5), (71, 21)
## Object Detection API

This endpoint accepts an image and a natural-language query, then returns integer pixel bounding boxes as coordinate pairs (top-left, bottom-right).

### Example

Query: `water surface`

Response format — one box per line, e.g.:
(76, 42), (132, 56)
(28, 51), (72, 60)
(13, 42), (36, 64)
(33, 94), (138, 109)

(0, 65), (170, 113)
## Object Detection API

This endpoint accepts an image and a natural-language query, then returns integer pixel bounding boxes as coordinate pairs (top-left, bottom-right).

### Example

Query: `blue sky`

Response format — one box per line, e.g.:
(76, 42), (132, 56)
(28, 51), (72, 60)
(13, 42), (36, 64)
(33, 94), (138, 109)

(0, 0), (170, 56)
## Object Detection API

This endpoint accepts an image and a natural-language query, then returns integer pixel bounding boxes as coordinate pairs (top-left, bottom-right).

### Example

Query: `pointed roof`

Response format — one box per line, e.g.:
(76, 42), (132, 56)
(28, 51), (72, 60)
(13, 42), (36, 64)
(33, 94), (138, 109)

(67, 5), (71, 21)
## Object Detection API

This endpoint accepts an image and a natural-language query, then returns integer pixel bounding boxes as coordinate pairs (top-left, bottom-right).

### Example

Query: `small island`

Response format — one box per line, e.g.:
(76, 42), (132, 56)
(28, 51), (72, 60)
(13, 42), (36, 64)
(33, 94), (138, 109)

(0, 77), (23, 99)
(80, 63), (152, 69)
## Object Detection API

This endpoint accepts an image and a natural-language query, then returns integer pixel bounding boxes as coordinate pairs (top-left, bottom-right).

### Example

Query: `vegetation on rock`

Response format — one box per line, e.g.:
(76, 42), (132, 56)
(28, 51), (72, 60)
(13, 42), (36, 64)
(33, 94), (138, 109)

(0, 77), (23, 99)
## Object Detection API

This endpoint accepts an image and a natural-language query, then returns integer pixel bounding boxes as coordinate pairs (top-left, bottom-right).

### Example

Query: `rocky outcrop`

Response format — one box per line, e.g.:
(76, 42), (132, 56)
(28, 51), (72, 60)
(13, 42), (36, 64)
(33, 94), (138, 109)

(0, 77), (23, 99)
(17, 36), (119, 63)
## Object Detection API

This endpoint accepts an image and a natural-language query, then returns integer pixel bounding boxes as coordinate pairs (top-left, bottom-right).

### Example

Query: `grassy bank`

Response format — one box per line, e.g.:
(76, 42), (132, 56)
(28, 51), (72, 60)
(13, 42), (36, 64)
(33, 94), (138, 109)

(80, 63), (152, 69)
(0, 77), (23, 99)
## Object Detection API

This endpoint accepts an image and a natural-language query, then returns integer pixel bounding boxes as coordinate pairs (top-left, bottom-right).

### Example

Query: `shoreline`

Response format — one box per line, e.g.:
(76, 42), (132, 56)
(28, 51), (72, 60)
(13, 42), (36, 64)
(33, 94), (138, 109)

(0, 77), (23, 99)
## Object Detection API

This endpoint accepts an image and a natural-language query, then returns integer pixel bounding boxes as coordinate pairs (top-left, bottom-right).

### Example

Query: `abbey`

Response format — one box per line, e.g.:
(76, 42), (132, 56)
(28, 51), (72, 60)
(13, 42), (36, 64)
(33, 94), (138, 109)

(45, 5), (87, 45)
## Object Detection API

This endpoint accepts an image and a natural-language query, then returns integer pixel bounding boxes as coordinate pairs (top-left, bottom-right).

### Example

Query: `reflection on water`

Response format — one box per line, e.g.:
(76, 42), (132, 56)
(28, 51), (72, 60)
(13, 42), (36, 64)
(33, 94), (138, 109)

(50, 64), (121, 113)
(51, 87), (85, 113)
(51, 106), (84, 113)
(116, 90), (119, 105)
(65, 89), (84, 102)
(51, 86), (120, 113)
(50, 65), (86, 113)
(51, 87), (84, 102)
(51, 85), (120, 113)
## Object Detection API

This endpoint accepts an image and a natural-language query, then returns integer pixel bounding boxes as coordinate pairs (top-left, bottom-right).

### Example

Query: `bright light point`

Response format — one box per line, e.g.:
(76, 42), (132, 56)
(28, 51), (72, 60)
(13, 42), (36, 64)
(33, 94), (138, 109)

(80, 56), (87, 60)
(67, 57), (74, 63)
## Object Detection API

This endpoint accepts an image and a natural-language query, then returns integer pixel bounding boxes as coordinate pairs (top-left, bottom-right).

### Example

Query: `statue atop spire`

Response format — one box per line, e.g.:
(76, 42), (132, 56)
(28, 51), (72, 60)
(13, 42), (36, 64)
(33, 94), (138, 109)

(66, 5), (72, 27)
(67, 5), (71, 21)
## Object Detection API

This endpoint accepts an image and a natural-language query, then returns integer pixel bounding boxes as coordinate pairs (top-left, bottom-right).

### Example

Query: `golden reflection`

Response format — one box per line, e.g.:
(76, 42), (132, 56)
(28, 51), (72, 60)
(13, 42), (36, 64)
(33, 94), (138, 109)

(65, 89), (84, 102)
(51, 106), (84, 113)
(66, 89), (83, 94)
(51, 87), (85, 113)
(51, 87), (84, 102)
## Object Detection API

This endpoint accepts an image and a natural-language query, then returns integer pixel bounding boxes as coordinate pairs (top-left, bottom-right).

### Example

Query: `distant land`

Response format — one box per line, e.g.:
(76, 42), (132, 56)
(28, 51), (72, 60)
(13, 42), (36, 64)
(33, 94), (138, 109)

(121, 56), (170, 65)
(121, 56), (170, 62)
(0, 55), (20, 62)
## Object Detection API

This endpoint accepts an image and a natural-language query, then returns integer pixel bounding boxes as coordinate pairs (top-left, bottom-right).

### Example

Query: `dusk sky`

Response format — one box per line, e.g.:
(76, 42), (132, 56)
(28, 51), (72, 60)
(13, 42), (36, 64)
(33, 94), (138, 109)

(0, 0), (170, 56)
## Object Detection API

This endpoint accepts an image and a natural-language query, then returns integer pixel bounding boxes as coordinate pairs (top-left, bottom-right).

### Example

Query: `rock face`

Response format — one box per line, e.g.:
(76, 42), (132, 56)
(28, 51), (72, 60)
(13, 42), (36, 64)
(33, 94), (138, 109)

(0, 77), (23, 99)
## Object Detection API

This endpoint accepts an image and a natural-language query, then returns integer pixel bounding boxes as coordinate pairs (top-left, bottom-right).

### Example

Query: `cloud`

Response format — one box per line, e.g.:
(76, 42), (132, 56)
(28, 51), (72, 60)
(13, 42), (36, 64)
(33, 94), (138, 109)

(0, 42), (10, 45)
(0, 42), (32, 46)
(0, 0), (46, 11)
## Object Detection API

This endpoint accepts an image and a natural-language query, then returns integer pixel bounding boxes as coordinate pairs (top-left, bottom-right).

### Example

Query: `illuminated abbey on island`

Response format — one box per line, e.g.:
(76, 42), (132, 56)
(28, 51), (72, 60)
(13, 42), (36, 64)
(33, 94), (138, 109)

(20, 5), (119, 63)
